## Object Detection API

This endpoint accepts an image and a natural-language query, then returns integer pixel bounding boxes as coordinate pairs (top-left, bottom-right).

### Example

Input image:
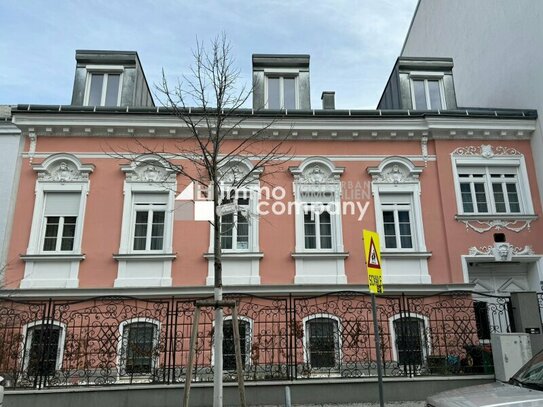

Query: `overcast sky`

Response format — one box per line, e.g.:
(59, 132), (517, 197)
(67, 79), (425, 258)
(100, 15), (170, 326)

(0, 0), (418, 109)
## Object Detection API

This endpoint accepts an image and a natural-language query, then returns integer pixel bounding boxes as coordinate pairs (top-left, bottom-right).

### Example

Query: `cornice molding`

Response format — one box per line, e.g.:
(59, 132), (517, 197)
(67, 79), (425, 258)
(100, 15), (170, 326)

(12, 114), (536, 141)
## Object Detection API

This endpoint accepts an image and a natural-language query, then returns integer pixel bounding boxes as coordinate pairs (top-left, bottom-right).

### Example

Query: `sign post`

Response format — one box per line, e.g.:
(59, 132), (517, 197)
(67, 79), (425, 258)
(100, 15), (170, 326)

(363, 230), (385, 407)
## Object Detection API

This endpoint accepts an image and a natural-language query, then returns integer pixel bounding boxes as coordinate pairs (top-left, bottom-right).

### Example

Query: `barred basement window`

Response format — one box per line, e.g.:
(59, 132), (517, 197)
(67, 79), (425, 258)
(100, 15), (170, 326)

(25, 323), (63, 376)
(393, 317), (426, 365)
(306, 317), (340, 369)
(121, 321), (159, 375)
(222, 318), (251, 370)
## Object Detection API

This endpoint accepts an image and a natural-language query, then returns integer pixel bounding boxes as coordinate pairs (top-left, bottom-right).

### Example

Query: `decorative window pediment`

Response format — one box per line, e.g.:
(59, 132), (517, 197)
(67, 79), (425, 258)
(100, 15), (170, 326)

(121, 155), (177, 183)
(452, 144), (522, 159)
(32, 153), (94, 182)
(290, 157), (344, 185)
(367, 156), (423, 184)
(218, 158), (262, 186)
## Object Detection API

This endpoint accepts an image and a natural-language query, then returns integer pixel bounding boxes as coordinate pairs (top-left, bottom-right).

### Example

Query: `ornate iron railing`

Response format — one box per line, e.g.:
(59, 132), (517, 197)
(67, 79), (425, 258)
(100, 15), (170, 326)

(0, 291), (512, 389)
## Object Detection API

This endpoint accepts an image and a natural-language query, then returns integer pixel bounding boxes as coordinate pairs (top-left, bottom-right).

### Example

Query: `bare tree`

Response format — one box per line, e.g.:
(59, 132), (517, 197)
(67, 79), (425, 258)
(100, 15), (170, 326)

(112, 34), (291, 406)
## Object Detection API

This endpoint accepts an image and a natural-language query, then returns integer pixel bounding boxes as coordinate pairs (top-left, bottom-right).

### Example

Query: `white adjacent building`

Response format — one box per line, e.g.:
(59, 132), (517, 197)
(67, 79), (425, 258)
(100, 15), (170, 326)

(400, 0), (543, 205)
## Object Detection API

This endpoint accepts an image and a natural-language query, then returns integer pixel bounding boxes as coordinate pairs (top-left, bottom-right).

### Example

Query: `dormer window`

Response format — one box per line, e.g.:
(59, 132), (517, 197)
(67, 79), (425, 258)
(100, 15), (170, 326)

(85, 71), (122, 106)
(266, 75), (297, 109)
(411, 78), (445, 110)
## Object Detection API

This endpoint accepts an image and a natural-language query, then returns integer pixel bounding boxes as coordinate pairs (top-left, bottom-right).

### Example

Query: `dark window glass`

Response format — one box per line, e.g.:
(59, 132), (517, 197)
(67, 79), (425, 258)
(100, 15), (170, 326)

(394, 317), (424, 366)
(133, 211), (148, 250)
(27, 324), (61, 376)
(427, 80), (442, 110)
(413, 80), (427, 109)
(460, 183), (474, 213)
(474, 183), (488, 212)
(88, 74), (104, 106)
(43, 217), (60, 251)
(492, 183), (507, 213)
(223, 319), (250, 371)
(150, 211), (165, 250)
(506, 183), (520, 213)
(105, 74), (120, 106)
(60, 216), (77, 251)
(221, 213), (234, 249)
(267, 77), (280, 109)
(307, 318), (338, 369)
(283, 78), (296, 109)
(319, 211), (332, 249)
(123, 322), (156, 375)
(304, 212), (317, 249)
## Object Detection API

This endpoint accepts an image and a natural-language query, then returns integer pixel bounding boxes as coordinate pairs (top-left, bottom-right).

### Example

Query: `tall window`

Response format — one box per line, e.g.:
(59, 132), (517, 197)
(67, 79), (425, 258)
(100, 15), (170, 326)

(120, 321), (158, 375)
(223, 318), (251, 370)
(393, 317), (426, 366)
(382, 202), (413, 249)
(42, 192), (81, 252)
(86, 72), (121, 106)
(267, 76), (296, 109)
(306, 317), (339, 369)
(303, 203), (333, 250)
(25, 323), (63, 376)
(220, 196), (250, 250)
(132, 194), (167, 251)
(412, 79), (443, 110)
(457, 167), (522, 214)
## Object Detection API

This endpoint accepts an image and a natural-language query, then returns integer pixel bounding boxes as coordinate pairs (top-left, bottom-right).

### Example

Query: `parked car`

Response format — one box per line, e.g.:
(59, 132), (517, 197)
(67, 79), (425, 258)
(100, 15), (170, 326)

(427, 350), (543, 406)
(0, 375), (3, 407)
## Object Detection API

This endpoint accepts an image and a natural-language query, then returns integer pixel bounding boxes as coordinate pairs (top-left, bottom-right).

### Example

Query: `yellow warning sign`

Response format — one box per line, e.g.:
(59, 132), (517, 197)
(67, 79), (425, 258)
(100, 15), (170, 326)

(363, 230), (383, 294)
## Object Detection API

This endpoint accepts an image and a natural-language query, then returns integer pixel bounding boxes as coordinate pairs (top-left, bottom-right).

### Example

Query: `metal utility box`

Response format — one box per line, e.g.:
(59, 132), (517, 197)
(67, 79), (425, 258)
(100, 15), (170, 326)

(491, 333), (532, 382)
(510, 292), (542, 334)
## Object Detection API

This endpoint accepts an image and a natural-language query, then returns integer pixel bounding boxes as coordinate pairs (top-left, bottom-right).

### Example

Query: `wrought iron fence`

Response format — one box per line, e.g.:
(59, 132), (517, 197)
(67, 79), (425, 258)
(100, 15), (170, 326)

(0, 291), (512, 389)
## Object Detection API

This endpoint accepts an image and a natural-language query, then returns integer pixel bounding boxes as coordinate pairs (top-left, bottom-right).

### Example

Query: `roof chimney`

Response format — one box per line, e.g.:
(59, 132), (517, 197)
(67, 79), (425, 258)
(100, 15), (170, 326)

(321, 91), (335, 110)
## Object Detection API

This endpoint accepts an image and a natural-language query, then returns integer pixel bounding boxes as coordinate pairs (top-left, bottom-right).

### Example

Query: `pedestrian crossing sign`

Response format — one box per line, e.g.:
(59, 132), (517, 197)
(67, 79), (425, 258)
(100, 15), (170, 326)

(363, 230), (383, 294)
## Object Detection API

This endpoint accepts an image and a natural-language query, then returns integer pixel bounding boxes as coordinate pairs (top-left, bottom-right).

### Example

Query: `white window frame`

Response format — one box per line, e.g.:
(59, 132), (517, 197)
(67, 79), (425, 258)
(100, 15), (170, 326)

(208, 159), (262, 254)
(264, 72), (299, 110)
(219, 191), (254, 252)
(130, 202), (168, 252)
(83, 65), (124, 107)
(117, 318), (160, 378)
(41, 214), (78, 253)
(409, 73), (447, 110)
(302, 202), (335, 251)
(369, 157), (426, 254)
(388, 313), (431, 363)
(27, 154), (93, 256)
(452, 156), (534, 216)
(302, 314), (342, 368)
(22, 320), (66, 374)
(381, 200), (415, 251)
(291, 157), (345, 253)
(120, 189), (174, 255)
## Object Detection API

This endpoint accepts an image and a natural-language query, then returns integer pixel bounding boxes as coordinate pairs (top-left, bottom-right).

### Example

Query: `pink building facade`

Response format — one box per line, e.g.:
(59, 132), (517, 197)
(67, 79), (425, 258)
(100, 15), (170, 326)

(1, 51), (542, 388)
